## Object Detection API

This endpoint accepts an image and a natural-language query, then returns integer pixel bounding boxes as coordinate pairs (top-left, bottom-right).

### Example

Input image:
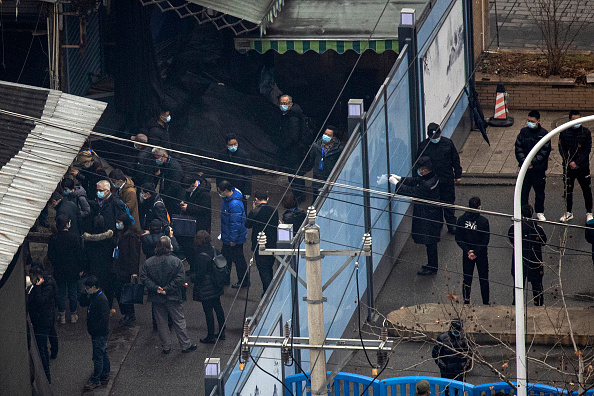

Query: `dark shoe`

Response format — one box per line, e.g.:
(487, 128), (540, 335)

(84, 380), (101, 390)
(100, 376), (110, 386)
(217, 329), (226, 341)
(119, 314), (130, 325)
(200, 336), (217, 344)
(162, 349), (171, 355)
(121, 314), (136, 327)
(231, 282), (250, 289)
(182, 344), (198, 353)
(50, 350), (58, 360)
(417, 267), (437, 276)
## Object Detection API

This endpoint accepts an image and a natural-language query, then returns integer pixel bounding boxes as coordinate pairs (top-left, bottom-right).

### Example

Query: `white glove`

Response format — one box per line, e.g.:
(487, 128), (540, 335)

(376, 174), (388, 186)
(389, 174), (401, 185)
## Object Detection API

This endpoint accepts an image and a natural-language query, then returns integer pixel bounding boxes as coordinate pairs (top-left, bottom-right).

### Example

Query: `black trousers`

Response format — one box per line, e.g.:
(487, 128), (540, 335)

(426, 243), (439, 270)
(201, 297), (225, 337)
(512, 273), (544, 306)
(34, 325), (51, 383)
(439, 180), (457, 228)
(563, 167), (592, 213)
(222, 243), (249, 285)
(287, 167), (307, 202)
(255, 250), (275, 296)
(113, 278), (135, 316)
(462, 256), (489, 304)
(49, 324), (58, 358)
(521, 169), (546, 213)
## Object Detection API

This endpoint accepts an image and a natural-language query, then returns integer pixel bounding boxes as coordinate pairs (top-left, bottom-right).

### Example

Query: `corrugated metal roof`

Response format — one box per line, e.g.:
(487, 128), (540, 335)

(185, 0), (281, 25)
(262, 0), (428, 40)
(0, 81), (107, 280)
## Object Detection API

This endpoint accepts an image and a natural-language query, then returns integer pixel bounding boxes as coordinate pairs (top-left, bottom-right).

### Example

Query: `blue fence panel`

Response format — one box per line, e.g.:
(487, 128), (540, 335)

(285, 372), (380, 396)
(385, 51), (413, 234)
(380, 376), (473, 396)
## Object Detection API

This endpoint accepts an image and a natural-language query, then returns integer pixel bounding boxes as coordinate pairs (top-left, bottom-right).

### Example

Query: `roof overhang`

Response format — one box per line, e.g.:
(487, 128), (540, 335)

(0, 81), (107, 281)
(235, 38), (398, 54)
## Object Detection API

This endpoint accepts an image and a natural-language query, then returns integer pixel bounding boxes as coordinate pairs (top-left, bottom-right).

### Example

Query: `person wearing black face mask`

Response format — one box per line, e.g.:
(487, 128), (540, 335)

(558, 110), (592, 223)
(432, 319), (471, 381)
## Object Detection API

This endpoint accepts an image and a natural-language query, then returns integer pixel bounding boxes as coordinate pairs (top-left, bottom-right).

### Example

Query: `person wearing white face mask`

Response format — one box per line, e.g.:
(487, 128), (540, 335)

(558, 110), (592, 223)
(147, 107), (172, 148)
(515, 110), (551, 221)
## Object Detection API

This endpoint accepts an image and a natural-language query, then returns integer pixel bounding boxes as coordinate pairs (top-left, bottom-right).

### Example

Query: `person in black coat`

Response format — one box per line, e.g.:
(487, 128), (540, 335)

(132, 133), (157, 186)
(310, 126), (344, 198)
(178, 174), (212, 259)
(558, 110), (593, 223)
(47, 214), (82, 324)
(245, 191), (279, 296)
(72, 150), (108, 200)
(515, 110), (551, 220)
(190, 230), (226, 344)
(90, 180), (133, 233)
(146, 108), (171, 148)
(217, 134), (252, 205)
(508, 204), (547, 306)
(79, 276), (111, 391)
(27, 265), (59, 383)
(139, 183), (170, 232)
(416, 122), (462, 234)
(142, 219), (181, 259)
(432, 319), (471, 381)
(51, 191), (81, 235)
(455, 197), (490, 305)
(281, 193), (307, 235)
(279, 95), (308, 203)
(390, 156), (443, 276)
(82, 216), (115, 293)
(152, 148), (185, 213)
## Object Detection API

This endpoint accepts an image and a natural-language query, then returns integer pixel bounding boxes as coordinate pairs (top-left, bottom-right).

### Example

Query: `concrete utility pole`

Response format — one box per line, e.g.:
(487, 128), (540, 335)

(513, 115), (594, 396)
(304, 221), (326, 395)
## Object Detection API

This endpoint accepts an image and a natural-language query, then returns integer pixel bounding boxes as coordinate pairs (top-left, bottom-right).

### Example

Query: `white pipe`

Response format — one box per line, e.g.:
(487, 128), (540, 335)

(514, 115), (594, 396)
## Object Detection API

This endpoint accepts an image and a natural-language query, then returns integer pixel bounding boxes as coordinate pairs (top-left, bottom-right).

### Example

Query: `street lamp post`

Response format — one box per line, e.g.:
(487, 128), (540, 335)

(513, 115), (594, 396)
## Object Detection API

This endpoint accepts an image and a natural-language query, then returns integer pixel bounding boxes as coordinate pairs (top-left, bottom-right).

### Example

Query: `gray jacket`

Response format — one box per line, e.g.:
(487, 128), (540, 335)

(140, 253), (185, 303)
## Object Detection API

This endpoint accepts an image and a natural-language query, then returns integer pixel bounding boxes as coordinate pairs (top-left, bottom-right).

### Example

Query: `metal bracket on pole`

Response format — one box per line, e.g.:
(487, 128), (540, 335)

(303, 297), (327, 304)
(322, 256), (355, 291)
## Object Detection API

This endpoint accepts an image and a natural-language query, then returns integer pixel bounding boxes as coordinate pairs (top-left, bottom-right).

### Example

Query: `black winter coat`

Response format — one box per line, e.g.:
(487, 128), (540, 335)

(27, 275), (58, 329)
(134, 148), (157, 186)
(156, 157), (184, 211)
(416, 137), (462, 182)
(146, 119), (170, 148)
(55, 199), (81, 235)
(140, 253), (186, 303)
(558, 125), (592, 169)
(79, 290), (109, 337)
(432, 331), (471, 377)
(181, 177), (212, 233)
(455, 211), (490, 258)
(279, 103), (303, 147)
(190, 245), (224, 302)
(246, 204), (279, 250)
(217, 147), (252, 196)
(311, 137), (344, 180)
(82, 230), (114, 279)
(508, 220), (547, 280)
(111, 229), (141, 280)
(48, 230), (82, 283)
(90, 195), (131, 233)
(142, 233), (181, 259)
(139, 193), (169, 231)
(397, 172), (443, 245)
(515, 125), (551, 171)
(282, 207), (307, 235)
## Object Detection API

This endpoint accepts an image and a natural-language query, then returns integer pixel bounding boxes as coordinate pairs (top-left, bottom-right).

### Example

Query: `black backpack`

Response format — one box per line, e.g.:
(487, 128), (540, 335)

(200, 247), (229, 287)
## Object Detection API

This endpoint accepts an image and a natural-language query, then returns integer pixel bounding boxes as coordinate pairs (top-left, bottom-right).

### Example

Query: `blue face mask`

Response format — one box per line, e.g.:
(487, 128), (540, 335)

(279, 105), (289, 112)
(451, 331), (460, 337)
(166, 115), (171, 123)
(430, 137), (441, 144)
(155, 159), (163, 166)
(140, 193), (146, 200)
(116, 223), (124, 230)
(97, 191), (105, 199)
(63, 189), (71, 196)
(573, 123), (582, 129)
(417, 169), (422, 176)
(228, 146), (238, 153)
(322, 134), (332, 144)
(527, 121), (537, 129)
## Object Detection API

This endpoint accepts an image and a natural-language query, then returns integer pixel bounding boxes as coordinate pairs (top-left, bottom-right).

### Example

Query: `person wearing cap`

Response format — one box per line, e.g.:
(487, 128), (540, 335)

(415, 380), (431, 396)
(507, 204), (547, 306)
(416, 123), (462, 234)
(558, 110), (592, 223)
(455, 197), (490, 305)
(131, 133), (156, 186)
(72, 150), (107, 200)
(515, 110), (551, 221)
(432, 319), (471, 381)
(389, 156), (443, 276)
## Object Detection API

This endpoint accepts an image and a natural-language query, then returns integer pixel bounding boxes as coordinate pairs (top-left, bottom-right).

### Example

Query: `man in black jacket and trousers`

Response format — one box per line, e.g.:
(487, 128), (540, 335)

(246, 191), (278, 296)
(455, 197), (490, 305)
(390, 156), (443, 276)
(515, 110), (551, 221)
(178, 174), (212, 258)
(558, 110), (592, 223)
(279, 94), (308, 203)
(432, 319), (471, 381)
(417, 122), (462, 234)
(79, 276), (110, 391)
(310, 126), (344, 199)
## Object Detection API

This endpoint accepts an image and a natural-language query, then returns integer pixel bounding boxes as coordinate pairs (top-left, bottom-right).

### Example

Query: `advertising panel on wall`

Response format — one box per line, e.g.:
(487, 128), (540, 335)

(421, 0), (466, 132)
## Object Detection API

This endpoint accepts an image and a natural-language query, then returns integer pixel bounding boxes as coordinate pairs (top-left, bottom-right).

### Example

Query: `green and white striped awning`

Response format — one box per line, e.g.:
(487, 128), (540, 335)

(235, 39), (398, 54)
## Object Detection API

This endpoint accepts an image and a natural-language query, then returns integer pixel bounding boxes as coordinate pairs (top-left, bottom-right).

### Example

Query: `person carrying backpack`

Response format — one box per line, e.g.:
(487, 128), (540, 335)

(190, 230), (226, 344)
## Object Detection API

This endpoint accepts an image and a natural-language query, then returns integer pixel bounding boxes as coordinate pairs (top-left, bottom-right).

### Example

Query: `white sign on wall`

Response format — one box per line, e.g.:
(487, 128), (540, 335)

(421, 0), (466, 134)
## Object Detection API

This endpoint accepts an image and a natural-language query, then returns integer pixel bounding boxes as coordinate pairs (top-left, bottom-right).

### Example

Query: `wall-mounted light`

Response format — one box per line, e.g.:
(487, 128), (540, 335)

(348, 99), (364, 118)
(400, 8), (416, 26)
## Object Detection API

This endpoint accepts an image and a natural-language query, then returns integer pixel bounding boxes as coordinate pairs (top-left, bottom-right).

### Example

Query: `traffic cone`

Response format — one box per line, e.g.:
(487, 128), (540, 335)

(488, 82), (514, 127)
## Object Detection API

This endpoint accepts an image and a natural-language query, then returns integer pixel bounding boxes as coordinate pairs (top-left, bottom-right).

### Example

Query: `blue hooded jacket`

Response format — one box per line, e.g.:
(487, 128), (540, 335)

(220, 188), (247, 244)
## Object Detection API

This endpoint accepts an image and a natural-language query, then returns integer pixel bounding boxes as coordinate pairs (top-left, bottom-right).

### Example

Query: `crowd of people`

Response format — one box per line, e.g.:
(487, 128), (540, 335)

(25, 100), (342, 390)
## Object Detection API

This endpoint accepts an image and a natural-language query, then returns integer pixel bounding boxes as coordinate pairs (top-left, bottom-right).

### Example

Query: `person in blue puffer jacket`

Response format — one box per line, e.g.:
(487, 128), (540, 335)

(217, 180), (248, 288)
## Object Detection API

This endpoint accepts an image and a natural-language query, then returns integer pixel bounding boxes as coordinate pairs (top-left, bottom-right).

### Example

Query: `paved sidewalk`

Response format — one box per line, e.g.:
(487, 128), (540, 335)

(459, 109), (594, 176)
